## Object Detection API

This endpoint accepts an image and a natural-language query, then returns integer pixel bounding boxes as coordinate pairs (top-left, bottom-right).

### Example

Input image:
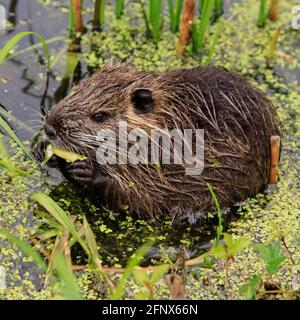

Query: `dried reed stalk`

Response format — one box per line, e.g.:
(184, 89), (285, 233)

(72, 0), (84, 33)
(269, 135), (280, 184)
(177, 0), (196, 56)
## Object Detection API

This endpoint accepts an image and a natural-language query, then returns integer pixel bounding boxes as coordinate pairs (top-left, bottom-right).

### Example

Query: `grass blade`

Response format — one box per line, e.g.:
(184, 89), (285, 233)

(0, 159), (28, 177)
(52, 252), (82, 300)
(196, 0), (214, 52)
(199, 0), (207, 16)
(266, 27), (280, 60)
(82, 216), (115, 292)
(258, 0), (267, 28)
(207, 183), (223, 245)
(0, 134), (8, 159)
(0, 105), (36, 135)
(31, 193), (90, 255)
(174, 0), (184, 31)
(0, 31), (50, 67)
(168, 0), (183, 33)
(110, 240), (154, 300)
(93, 0), (105, 30)
(149, 0), (163, 44)
(168, 0), (175, 31)
(214, 0), (223, 20)
(116, 0), (124, 19)
(0, 115), (34, 161)
(69, 0), (75, 34)
(205, 18), (223, 63)
(11, 36), (64, 60)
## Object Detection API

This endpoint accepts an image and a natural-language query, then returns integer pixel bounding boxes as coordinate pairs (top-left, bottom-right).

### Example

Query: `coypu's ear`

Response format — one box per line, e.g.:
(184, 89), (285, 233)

(131, 88), (154, 114)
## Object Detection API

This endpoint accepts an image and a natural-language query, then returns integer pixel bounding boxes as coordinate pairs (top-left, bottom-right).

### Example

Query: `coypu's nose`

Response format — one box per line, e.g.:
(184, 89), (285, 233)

(44, 124), (57, 140)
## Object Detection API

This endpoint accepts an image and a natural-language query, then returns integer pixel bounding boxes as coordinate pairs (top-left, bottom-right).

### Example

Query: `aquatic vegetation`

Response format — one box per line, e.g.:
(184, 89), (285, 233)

(0, 112), (34, 161)
(116, 0), (125, 19)
(192, 0), (215, 54)
(204, 18), (222, 63)
(258, 0), (267, 28)
(69, 0), (75, 34)
(110, 240), (154, 300)
(93, 0), (105, 31)
(167, 0), (184, 33)
(266, 27), (281, 61)
(141, 0), (164, 45)
(0, 32), (49, 66)
(214, 0), (223, 21)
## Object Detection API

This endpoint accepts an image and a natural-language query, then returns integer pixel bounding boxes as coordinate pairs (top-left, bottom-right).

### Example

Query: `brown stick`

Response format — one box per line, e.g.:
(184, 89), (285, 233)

(71, 253), (208, 274)
(177, 0), (196, 56)
(268, 0), (280, 22)
(166, 274), (186, 300)
(269, 135), (281, 184)
(72, 0), (84, 33)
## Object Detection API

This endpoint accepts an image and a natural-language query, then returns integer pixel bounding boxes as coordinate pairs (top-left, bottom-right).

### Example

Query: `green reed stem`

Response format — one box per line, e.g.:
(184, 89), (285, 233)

(258, 0), (267, 28)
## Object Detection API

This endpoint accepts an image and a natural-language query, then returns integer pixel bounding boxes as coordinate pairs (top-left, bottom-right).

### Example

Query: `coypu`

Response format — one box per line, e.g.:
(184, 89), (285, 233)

(34, 62), (280, 224)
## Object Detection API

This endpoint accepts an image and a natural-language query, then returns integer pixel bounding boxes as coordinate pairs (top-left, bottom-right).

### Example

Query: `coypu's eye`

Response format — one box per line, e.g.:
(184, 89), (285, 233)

(91, 112), (109, 123)
(131, 88), (154, 114)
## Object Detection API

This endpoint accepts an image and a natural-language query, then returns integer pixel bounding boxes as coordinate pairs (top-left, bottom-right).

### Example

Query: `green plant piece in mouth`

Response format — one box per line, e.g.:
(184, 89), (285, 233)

(42, 144), (87, 165)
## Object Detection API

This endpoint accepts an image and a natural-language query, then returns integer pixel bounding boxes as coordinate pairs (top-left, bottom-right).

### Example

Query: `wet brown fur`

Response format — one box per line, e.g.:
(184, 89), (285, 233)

(45, 62), (280, 223)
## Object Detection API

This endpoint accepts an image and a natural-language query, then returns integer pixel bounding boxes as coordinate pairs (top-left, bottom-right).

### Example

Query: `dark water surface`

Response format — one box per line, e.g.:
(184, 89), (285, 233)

(0, 0), (93, 140)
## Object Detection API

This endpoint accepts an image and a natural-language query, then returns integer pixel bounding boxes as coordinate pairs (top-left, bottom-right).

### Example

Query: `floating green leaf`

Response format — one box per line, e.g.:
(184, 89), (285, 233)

(240, 275), (261, 300)
(224, 234), (251, 256)
(209, 233), (251, 260)
(209, 244), (227, 260)
(255, 241), (286, 274)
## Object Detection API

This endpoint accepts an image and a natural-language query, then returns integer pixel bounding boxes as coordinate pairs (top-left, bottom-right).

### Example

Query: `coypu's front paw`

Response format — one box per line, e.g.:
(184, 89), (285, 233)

(66, 160), (94, 185)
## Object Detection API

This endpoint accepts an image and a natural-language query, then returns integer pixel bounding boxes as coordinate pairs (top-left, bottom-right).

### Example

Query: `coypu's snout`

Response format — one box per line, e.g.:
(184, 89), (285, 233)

(43, 123), (57, 141)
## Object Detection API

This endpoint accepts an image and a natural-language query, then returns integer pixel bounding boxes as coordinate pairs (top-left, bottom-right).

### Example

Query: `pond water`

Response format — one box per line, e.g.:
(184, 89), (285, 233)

(0, 0), (95, 140)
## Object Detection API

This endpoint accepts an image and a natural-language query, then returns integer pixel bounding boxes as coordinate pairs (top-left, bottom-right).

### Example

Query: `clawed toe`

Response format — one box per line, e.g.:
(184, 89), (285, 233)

(66, 160), (94, 185)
